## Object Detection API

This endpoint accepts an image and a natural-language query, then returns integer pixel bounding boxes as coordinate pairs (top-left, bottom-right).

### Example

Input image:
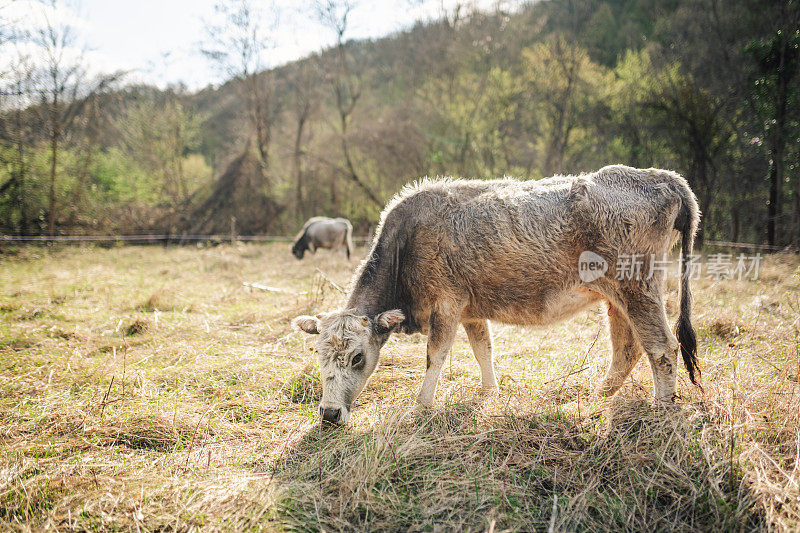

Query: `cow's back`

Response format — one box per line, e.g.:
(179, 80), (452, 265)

(393, 166), (687, 257)
(307, 219), (346, 246)
(378, 167), (690, 324)
(349, 166), (695, 328)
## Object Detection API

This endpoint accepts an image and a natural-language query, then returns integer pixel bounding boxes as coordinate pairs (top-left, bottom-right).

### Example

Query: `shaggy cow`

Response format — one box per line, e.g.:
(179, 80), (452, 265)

(294, 166), (700, 425)
(292, 217), (355, 260)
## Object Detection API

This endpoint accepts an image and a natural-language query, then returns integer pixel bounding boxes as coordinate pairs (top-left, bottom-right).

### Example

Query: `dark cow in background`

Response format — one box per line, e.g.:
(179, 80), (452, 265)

(292, 217), (355, 260)
(294, 165), (701, 425)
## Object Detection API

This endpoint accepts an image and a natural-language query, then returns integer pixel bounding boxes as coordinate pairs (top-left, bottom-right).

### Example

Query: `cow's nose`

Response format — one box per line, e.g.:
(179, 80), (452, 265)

(320, 407), (341, 424)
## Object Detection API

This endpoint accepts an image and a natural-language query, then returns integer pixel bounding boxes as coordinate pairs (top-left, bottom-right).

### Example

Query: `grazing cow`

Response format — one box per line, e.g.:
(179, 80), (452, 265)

(292, 217), (355, 260)
(294, 166), (700, 425)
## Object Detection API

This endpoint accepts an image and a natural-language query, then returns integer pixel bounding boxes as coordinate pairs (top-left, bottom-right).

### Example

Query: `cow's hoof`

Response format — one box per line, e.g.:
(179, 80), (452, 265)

(415, 397), (434, 408)
(480, 386), (499, 397)
(653, 394), (679, 406)
(594, 383), (620, 398)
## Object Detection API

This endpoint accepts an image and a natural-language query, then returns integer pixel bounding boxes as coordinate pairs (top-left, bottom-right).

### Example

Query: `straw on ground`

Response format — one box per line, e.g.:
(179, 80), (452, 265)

(0, 243), (797, 530)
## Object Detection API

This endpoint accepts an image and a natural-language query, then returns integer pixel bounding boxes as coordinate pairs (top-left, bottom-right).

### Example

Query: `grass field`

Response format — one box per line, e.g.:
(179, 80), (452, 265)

(0, 242), (798, 531)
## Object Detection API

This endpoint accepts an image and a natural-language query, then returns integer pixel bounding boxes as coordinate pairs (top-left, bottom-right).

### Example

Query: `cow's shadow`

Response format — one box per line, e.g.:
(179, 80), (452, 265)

(261, 395), (765, 531)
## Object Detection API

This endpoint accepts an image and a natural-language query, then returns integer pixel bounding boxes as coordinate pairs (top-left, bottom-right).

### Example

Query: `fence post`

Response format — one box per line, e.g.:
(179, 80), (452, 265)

(230, 216), (236, 245)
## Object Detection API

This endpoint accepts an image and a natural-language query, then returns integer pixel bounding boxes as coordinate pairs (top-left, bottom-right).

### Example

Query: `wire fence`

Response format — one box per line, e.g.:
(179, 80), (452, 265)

(0, 234), (375, 245)
(703, 240), (785, 251)
(1, 234), (288, 242)
(0, 234), (789, 250)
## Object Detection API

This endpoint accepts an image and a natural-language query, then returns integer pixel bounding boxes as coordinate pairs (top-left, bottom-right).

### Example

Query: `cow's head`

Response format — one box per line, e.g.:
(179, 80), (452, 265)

(291, 237), (307, 260)
(293, 309), (405, 425)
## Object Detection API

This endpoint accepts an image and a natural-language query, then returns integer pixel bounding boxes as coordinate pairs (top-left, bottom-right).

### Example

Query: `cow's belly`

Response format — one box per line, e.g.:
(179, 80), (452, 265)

(534, 289), (603, 324)
(464, 287), (602, 326)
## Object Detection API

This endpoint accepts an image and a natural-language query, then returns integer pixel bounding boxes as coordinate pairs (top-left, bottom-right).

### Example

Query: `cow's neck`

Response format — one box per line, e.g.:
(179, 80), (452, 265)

(345, 239), (403, 319)
(345, 275), (398, 319)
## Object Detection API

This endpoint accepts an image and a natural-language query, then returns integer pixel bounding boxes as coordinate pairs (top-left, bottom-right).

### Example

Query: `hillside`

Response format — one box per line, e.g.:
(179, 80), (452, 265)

(1, 0), (798, 245)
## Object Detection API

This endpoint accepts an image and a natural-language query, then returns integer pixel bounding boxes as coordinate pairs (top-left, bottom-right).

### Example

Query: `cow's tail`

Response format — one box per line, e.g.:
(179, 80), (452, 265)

(675, 184), (701, 386)
(344, 221), (355, 260)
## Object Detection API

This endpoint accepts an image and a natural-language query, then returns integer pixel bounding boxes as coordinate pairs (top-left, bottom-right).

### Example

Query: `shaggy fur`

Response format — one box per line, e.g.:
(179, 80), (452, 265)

(295, 165), (701, 424)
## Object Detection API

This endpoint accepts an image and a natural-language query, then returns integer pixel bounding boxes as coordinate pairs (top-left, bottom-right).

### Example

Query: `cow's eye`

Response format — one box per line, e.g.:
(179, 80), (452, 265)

(351, 353), (364, 366)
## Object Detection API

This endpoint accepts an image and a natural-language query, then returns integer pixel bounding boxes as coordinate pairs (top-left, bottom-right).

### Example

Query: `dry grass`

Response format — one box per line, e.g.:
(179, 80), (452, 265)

(0, 243), (798, 531)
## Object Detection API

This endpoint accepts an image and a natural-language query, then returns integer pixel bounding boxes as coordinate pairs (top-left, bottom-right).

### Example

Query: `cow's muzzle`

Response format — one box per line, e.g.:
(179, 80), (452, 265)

(320, 406), (342, 425)
(320, 405), (350, 425)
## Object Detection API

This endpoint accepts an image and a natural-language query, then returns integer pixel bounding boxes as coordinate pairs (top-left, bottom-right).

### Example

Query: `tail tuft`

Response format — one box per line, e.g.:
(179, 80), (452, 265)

(676, 309), (700, 385)
(674, 177), (701, 387)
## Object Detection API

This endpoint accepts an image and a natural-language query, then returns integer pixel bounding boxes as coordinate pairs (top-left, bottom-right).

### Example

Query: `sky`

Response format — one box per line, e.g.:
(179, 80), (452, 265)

(3, 0), (509, 90)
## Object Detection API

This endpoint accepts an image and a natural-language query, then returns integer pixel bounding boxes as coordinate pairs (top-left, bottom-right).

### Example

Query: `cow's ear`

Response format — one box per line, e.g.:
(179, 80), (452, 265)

(293, 315), (320, 334)
(374, 309), (405, 333)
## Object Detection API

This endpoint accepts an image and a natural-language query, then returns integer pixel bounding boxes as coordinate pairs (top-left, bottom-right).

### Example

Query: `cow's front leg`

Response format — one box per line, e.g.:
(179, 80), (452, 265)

(464, 320), (498, 391)
(417, 308), (460, 406)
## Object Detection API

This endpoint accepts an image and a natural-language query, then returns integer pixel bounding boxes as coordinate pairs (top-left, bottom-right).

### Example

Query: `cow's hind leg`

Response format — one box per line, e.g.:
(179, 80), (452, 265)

(622, 291), (680, 403)
(417, 306), (460, 406)
(596, 304), (643, 397)
(464, 320), (498, 391)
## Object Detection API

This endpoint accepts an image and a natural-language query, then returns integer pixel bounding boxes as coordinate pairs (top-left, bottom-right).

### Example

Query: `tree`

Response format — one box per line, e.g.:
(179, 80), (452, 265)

(285, 59), (323, 221)
(521, 36), (609, 176)
(315, 0), (382, 208)
(645, 63), (733, 243)
(202, 0), (279, 180)
(674, 0), (800, 244)
(420, 65), (518, 178)
(748, 27), (800, 245)
(118, 92), (206, 206)
(605, 49), (663, 168)
(28, 1), (121, 236)
(0, 54), (34, 234)
(33, 2), (86, 236)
